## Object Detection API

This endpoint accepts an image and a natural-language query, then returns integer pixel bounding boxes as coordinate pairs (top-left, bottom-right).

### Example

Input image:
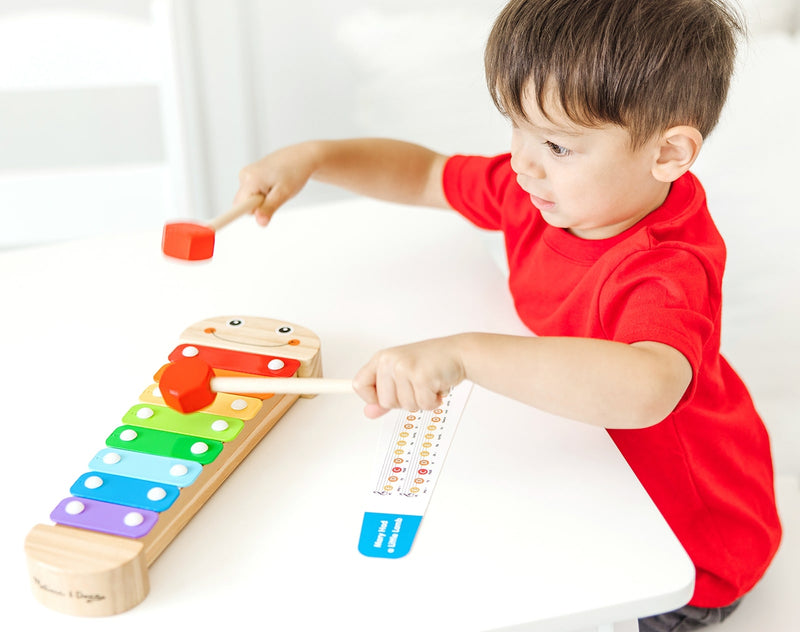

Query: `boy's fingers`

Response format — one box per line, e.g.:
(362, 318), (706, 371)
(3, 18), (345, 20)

(352, 362), (381, 403)
(413, 383), (442, 411)
(254, 210), (270, 227)
(363, 403), (390, 419)
(232, 187), (251, 206)
(395, 377), (418, 412)
(233, 167), (264, 204)
(375, 369), (400, 412)
(251, 186), (288, 226)
(233, 182), (268, 215)
(353, 370), (391, 418)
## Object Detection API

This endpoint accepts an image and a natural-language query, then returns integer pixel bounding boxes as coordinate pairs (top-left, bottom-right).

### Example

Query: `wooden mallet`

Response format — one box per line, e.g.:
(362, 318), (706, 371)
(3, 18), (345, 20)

(161, 194), (265, 261)
(158, 356), (354, 413)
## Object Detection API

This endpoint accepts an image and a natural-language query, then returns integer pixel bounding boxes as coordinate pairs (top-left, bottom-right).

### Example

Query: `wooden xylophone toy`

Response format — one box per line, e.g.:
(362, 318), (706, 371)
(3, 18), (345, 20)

(24, 315), (322, 617)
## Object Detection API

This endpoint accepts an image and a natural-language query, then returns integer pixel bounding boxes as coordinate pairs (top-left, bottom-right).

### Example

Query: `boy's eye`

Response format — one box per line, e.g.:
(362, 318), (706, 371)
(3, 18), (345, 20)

(544, 140), (571, 157)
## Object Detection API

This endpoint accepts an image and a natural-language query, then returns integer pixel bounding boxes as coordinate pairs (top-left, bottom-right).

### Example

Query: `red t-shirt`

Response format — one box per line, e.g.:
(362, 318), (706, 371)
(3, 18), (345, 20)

(443, 153), (781, 607)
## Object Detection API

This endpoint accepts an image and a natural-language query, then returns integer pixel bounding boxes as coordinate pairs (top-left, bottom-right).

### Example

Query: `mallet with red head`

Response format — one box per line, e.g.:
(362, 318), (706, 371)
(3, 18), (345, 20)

(159, 356), (354, 413)
(161, 194), (265, 261)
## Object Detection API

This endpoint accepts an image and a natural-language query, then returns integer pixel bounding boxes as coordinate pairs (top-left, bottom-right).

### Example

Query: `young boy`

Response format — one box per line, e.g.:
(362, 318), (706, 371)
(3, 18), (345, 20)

(234, 0), (781, 628)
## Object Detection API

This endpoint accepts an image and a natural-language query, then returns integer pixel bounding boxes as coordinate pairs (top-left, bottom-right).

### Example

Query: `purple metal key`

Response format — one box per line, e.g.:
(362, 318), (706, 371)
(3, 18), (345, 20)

(50, 496), (158, 538)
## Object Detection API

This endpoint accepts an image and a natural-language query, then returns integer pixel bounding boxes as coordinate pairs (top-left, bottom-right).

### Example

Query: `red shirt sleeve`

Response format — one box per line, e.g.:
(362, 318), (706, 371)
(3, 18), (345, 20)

(599, 247), (718, 407)
(442, 154), (517, 231)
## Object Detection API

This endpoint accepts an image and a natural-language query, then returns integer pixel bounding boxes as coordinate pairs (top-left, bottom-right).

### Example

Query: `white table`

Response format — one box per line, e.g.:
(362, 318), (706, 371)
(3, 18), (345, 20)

(0, 199), (693, 631)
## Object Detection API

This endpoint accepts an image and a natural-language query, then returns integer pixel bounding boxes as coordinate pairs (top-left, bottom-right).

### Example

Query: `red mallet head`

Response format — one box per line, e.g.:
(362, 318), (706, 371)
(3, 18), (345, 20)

(159, 356), (216, 413)
(161, 194), (266, 262)
(162, 222), (216, 261)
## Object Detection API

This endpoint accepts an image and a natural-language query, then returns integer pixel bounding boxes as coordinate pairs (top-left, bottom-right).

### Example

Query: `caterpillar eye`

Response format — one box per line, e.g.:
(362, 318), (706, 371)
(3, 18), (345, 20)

(275, 326), (294, 335)
(227, 319), (245, 327)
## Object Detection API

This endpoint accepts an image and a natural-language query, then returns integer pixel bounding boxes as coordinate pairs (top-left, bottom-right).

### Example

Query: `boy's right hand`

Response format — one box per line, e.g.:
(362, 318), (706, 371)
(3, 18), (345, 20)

(233, 142), (319, 227)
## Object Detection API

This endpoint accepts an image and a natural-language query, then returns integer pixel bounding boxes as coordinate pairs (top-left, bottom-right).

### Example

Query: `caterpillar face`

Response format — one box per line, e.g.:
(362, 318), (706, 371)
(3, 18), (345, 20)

(204, 318), (299, 347)
(179, 316), (321, 368)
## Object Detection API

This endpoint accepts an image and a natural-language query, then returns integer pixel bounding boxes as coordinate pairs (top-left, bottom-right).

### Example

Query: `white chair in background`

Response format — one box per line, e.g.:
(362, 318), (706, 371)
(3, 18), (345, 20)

(0, 0), (194, 248)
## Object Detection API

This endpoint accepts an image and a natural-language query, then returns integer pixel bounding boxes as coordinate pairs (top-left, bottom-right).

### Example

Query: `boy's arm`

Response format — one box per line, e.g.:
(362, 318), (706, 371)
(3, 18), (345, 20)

(353, 333), (692, 430)
(312, 139), (450, 209)
(235, 139), (451, 225)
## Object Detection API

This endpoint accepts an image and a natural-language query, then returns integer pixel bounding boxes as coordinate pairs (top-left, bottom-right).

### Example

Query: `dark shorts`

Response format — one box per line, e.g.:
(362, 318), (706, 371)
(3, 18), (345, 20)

(638, 599), (742, 632)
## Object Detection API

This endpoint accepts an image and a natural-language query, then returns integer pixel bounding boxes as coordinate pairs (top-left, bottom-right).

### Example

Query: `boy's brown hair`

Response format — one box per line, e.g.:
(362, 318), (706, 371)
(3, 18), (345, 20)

(485, 0), (745, 147)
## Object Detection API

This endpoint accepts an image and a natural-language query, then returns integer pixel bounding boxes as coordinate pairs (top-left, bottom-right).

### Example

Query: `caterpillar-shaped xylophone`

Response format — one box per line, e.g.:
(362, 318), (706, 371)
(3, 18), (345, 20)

(24, 315), (322, 616)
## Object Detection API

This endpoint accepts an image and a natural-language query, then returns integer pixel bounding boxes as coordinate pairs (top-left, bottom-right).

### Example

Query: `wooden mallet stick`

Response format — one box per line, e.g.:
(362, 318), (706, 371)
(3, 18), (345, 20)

(161, 194), (265, 261)
(210, 376), (354, 395)
(159, 356), (353, 413)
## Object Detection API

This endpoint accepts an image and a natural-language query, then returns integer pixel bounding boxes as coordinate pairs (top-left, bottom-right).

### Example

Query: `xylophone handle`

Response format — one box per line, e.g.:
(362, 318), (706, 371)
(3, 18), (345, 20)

(25, 523), (149, 616)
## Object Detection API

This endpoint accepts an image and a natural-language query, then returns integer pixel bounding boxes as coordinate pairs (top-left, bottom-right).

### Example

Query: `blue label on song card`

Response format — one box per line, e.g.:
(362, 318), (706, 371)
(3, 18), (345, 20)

(358, 512), (423, 558)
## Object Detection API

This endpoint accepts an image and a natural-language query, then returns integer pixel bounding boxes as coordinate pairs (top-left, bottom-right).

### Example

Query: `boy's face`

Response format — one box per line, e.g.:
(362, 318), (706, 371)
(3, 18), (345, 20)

(509, 85), (670, 240)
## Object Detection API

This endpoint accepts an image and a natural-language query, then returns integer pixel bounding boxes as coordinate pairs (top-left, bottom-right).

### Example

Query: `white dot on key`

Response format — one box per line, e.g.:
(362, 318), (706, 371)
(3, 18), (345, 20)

(65, 500), (85, 515)
(182, 346), (199, 357)
(169, 464), (188, 477)
(136, 407), (154, 420)
(84, 475), (104, 489)
(120, 428), (138, 441)
(211, 420), (229, 432)
(190, 442), (209, 455)
(103, 452), (122, 465)
(124, 512), (144, 527)
(267, 358), (285, 371)
(230, 398), (248, 411)
(147, 487), (167, 501)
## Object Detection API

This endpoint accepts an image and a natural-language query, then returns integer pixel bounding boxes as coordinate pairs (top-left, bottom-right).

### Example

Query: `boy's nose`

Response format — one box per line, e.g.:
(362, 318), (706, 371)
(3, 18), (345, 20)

(510, 150), (545, 180)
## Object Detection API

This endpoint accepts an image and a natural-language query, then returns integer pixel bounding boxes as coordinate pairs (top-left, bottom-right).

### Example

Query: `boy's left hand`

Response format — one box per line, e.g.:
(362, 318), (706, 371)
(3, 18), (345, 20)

(352, 336), (466, 418)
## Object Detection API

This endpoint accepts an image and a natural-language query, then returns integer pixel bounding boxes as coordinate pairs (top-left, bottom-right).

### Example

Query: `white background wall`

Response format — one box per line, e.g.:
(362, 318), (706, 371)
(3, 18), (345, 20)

(0, 0), (509, 248)
(180, 0), (511, 218)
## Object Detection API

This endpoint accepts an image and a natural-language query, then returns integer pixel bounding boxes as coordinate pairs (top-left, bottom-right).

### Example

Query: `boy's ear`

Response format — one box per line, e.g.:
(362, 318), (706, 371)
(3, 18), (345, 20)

(651, 126), (703, 183)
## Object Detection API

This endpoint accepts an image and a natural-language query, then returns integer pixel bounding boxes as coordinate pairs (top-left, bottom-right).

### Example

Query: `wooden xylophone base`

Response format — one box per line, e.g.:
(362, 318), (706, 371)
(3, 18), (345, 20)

(25, 524), (149, 616)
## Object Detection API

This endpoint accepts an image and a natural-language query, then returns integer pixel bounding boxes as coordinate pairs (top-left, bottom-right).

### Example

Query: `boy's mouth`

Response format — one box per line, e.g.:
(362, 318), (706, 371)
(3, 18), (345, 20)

(529, 193), (555, 210)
